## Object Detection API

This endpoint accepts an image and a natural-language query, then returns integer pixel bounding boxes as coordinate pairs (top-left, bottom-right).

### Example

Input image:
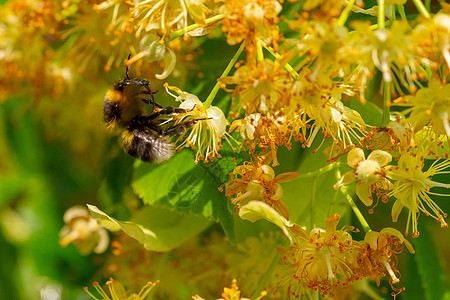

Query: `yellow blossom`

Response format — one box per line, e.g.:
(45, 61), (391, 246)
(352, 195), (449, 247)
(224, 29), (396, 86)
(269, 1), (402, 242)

(165, 84), (228, 163)
(229, 113), (261, 141)
(393, 78), (450, 138)
(386, 150), (450, 237)
(412, 10), (450, 71)
(131, 0), (212, 37)
(84, 278), (159, 300)
(361, 117), (414, 154)
(346, 21), (429, 101)
(288, 0), (345, 18)
(219, 0), (282, 54)
(229, 112), (293, 166)
(59, 1), (140, 73)
(334, 148), (393, 207)
(289, 21), (350, 79)
(0, 0), (67, 100)
(290, 71), (366, 157)
(59, 205), (110, 255)
(224, 159), (298, 220)
(278, 214), (358, 298)
(221, 58), (294, 115)
(193, 279), (266, 300)
(354, 228), (414, 286)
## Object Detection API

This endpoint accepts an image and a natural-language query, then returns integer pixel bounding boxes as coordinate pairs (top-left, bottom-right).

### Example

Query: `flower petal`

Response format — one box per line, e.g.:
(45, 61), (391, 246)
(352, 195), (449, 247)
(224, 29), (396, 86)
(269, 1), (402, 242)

(324, 213), (340, 234)
(380, 227), (415, 253)
(347, 148), (365, 168)
(367, 150), (392, 167)
(155, 48), (176, 80)
(239, 201), (293, 244)
(334, 171), (356, 189)
(391, 199), (404, 222)
(363, 230), (380, 250)
(274, 172), (299, 183)
(356, 182), (373, 206)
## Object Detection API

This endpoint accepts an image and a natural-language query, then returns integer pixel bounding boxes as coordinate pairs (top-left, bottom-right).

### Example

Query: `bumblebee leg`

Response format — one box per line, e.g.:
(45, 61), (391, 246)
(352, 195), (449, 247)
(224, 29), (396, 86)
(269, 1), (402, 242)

(138, 106), (188, 123)
(155, 106), (188, 115)
(141, 98), (163, 108)
(162, 118), (209, 136)
(140, 84), (160, 110)
(141, 89), (158, 95)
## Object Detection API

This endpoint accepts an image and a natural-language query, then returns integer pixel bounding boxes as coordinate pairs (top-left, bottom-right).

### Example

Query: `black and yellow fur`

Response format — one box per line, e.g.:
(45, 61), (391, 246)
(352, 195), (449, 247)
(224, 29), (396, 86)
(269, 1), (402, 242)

(103, 67), (198, 164)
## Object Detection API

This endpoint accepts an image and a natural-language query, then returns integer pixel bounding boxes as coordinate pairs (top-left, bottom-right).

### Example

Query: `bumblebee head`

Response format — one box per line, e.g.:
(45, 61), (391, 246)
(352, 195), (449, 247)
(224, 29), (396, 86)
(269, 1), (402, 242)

(113, 55), (150, 92)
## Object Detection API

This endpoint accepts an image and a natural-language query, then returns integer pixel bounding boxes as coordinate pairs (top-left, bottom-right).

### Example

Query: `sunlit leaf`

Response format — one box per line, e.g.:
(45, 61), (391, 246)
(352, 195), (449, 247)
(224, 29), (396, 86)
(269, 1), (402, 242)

(239, 201), (293, 244)
(412, 223), (450, 300)
(87, 204), (211, 252)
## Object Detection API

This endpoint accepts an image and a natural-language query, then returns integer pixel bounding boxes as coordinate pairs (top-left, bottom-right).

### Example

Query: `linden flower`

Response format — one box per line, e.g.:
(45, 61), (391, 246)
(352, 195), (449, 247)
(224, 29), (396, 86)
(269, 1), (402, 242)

(219, 0), (282, 51)
(386, 150), (450, 237)
(125, 34), (177, 80)
(84, 278), (159, 300)
(347, 21), (428, 101)
(59, 205), (109, 255)
(193, 279), (267, 300)
(131, 0), (212, 36)
(165, 84), (227, 163)
(355, 228), (414, 286)
(289, 21), (350, 79)
(290, 72), (366, 155)
(412, 10), (450, 70)
(289, 0), (345, 16)
(0, 1), (69, 99)
(394, 79), (450, 138)
(279, 214), (357, 298)
(334, 148), (393, 206)
(229, 113), (261, 141)
(224, 160), (298, 219)
(361, 118), (414, 154)
(229, 112), (293, 166)
(60, 2), (142, 73)
(220, 58), (294, 115)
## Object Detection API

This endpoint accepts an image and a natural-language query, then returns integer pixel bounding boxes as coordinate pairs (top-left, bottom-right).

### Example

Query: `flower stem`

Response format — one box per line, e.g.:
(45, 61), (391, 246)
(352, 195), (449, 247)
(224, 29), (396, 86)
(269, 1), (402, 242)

(203, 42), (245, 109)
(297, 163), (342, 178)
(251, 254), (280, 300)
(328, 189), (340, 217)
(397, 4), (408, 22)
(311, 177), (317, 229)
(256, 39), (264, 62)
(335, 169), (371, 233)
(168, 14), (224, 41)
(337, 0), (356, 26)
(342, 186), (372, 233)
(411, 0), (431, 18)
(378, 0), (385, 29)
(382, 82), (391, 126)
(258, 39), (300, 80)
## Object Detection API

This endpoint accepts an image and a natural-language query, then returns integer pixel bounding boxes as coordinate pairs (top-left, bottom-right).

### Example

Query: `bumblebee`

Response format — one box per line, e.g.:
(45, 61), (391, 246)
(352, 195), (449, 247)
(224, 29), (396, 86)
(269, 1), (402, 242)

(104, 63), (199, 163)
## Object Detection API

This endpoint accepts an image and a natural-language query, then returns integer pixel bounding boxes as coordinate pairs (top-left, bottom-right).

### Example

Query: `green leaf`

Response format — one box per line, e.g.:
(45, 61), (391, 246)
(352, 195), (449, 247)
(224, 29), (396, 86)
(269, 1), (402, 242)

(87, 204), (211, 252)
(131, 132), (264, 244)
(281, 142), (349, 230)
(411, 223), (450, 300)
(346, 96), (383, 127)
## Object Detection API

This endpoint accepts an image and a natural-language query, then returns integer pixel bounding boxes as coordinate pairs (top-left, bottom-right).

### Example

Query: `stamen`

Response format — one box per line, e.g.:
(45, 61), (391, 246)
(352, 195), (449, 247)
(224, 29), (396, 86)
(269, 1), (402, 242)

(382, 258), (399, 284)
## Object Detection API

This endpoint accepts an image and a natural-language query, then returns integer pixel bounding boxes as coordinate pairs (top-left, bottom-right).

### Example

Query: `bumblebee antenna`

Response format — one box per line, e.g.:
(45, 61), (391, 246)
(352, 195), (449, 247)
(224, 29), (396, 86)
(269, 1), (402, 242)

(125, 54), (132, 80)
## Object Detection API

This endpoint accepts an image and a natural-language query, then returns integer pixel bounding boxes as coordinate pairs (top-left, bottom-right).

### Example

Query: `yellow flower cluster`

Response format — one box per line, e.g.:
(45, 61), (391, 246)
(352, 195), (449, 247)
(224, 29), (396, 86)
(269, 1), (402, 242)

(278, 214), (414, 298)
